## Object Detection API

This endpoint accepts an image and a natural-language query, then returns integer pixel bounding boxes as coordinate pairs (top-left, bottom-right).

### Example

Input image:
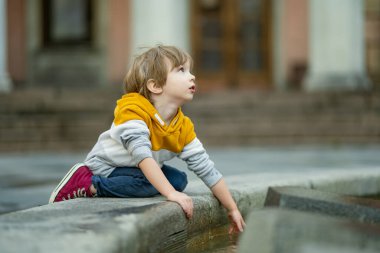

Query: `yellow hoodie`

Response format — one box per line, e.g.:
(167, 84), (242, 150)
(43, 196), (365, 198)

(114, 93), (196, 153)
(85, 92), (222, 188)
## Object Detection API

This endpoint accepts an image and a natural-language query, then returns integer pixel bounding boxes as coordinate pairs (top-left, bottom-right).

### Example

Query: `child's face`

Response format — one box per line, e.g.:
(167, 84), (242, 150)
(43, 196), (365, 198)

(162, 60), (196, 104)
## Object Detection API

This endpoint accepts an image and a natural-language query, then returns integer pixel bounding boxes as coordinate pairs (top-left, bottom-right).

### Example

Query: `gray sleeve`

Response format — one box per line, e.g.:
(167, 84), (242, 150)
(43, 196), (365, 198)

(178, 138), (223, 188)
(109, 120), (152, 166)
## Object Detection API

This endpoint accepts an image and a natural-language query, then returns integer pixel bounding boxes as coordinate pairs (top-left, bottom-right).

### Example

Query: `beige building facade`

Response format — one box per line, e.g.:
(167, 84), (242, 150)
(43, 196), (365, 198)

(2, 0), (379, 93)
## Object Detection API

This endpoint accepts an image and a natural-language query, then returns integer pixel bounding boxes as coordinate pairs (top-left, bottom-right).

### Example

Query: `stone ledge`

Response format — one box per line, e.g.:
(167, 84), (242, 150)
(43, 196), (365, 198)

(1, 168), (380, 253)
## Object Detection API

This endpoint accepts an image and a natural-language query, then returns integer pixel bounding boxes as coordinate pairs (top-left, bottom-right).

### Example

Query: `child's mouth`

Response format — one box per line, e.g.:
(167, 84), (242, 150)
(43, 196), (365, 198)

(189, 85), (196, 93)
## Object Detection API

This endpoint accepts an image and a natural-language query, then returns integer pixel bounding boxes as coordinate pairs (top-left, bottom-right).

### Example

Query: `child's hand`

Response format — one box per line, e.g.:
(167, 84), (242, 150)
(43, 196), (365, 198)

(167, 191), (193, 219)
(228, 209), (246, 234)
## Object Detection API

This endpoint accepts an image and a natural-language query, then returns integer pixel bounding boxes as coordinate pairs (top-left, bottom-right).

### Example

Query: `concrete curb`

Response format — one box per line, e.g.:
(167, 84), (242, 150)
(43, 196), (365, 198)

(1, 168), (380, 253)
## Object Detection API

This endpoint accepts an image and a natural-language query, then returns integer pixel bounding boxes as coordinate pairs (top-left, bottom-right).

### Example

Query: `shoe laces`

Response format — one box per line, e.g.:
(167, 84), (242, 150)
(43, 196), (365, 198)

(62, 188), (87, 201)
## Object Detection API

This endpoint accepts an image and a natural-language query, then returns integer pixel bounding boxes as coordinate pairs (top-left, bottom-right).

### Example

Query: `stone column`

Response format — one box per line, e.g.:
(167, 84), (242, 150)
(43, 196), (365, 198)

(0, 0), (11, 93)
(131, 0), (189, 54)
(305, 0), (371, 91)
(272, 0), (286, 91)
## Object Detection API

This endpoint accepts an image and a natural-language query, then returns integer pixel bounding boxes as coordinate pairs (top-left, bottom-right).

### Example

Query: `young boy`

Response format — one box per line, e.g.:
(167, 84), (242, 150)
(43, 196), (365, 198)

(49, 45), (245, 233)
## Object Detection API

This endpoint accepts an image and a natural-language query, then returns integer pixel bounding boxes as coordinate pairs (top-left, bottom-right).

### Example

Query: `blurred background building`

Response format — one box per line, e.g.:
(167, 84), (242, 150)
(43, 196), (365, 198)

(0, 0), (379, 151)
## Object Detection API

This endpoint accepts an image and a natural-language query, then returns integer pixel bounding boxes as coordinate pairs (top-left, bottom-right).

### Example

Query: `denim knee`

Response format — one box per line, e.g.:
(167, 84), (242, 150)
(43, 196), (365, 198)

(172, 171), (188, 192)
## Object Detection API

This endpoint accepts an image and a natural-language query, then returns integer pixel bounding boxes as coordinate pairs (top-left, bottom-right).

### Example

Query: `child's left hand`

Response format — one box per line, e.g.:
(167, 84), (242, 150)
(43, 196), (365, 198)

(228, 209), (246, 234)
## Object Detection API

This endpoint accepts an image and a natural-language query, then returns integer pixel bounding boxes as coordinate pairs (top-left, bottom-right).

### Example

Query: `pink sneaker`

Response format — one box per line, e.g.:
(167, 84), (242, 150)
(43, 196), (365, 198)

(49, 163), (93, 203)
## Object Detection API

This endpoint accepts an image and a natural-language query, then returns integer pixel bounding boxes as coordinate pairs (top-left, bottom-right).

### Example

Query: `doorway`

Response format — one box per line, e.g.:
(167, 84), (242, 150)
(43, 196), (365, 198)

(191, 0), (272, 90)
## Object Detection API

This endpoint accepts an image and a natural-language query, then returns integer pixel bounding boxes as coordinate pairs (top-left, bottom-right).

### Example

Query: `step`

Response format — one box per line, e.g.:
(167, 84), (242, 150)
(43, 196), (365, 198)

(1, 90), (379, 151)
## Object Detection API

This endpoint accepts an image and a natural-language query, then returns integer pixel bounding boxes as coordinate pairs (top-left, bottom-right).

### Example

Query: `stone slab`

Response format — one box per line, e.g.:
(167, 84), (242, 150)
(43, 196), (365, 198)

(264, 186), (380, 224)
(1, 169), (380, 253)
(238, 208), (380, 253)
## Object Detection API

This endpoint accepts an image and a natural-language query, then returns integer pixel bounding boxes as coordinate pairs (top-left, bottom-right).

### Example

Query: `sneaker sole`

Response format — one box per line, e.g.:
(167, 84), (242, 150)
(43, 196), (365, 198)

(48, 163), (86, 204)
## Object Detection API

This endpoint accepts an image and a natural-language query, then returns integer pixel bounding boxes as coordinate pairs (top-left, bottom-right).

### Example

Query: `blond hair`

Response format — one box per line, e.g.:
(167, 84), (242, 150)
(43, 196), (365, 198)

(123, 45), (193, 100)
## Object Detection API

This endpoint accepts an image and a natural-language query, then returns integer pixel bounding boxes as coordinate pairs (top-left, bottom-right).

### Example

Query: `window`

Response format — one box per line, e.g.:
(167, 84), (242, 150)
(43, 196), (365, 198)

(42, 0), (92, 46)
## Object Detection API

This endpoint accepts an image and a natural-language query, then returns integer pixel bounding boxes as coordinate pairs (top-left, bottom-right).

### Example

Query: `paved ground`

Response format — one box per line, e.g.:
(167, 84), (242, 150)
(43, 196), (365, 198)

(1, 144), (380, 214)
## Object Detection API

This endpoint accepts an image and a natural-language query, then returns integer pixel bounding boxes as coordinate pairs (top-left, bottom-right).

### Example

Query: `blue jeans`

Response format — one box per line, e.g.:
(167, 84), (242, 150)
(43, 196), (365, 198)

(91, 164), (188, 198)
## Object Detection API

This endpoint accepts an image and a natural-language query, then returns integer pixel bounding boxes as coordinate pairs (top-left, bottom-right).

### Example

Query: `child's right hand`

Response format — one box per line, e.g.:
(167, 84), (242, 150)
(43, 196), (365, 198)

(228, 209), (246, 234)
(167, 191), (193, 219)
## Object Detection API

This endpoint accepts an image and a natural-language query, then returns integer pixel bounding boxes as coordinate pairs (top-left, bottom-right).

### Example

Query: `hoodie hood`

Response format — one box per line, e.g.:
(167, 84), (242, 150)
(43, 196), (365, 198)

(112, 92), (196, 153)
(113, 92), (185, 133)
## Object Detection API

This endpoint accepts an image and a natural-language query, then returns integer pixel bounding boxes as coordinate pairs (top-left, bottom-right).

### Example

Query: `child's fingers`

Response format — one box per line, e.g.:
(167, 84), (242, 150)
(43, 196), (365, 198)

(228, 210), (246, 234)
(229, 223), (241, 234)
(236, 219), (244, 232)
(181, 198), (193, 219)
(176, 193), (193, 218)
(228, 224), (239, 234)
(234, 216), (244, 231)
(237, 215), (246, 232)
(167, 191), (194, 219)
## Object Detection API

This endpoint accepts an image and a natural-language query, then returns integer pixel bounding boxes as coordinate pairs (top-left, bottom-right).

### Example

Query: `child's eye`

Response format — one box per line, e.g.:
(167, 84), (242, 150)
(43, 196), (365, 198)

(178, 66), (185, 72)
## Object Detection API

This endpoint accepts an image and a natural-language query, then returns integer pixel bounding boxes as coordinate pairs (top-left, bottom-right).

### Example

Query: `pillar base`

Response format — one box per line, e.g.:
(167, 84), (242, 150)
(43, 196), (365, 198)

(0, 73), (12, 93)
(304, 73), (372, 92)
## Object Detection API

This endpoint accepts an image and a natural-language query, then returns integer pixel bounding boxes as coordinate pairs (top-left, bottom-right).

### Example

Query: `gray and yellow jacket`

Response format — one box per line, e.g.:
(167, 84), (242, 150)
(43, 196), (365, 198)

(84, 93), (222, 188)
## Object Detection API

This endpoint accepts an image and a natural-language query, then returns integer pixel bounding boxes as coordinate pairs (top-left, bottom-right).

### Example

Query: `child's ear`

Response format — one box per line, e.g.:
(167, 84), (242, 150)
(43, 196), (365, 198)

(147, 79), (163, 94)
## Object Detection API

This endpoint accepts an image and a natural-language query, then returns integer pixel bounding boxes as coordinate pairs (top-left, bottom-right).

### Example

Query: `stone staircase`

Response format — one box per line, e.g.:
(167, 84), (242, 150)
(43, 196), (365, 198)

(185, 91), (380, 146)
(0, 89), (379, 152)
(0, 88), (120, 152)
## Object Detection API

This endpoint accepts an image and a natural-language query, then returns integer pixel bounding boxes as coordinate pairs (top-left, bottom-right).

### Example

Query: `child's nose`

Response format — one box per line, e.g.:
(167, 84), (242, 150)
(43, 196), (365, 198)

(190, 73), (195, 82)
